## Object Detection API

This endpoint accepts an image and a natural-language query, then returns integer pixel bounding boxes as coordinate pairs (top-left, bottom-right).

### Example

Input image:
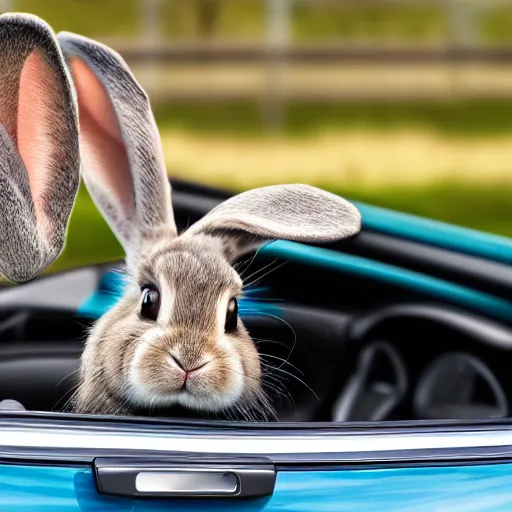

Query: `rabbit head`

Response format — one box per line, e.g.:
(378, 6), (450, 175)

(58, 32), (362, 418)
(0, 13), (80, 283)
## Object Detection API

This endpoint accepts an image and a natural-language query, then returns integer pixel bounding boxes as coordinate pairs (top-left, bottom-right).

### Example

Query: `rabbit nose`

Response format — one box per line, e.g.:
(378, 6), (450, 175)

(170, 354), (209, 379)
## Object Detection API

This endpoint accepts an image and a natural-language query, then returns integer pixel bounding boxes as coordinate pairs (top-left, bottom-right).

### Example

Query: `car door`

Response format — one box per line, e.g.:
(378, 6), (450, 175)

(2, 414), (512, 511)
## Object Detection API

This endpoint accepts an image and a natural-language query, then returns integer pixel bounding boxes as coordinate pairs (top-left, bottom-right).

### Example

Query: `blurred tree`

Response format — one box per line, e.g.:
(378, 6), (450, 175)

(195, 0), (222, 38)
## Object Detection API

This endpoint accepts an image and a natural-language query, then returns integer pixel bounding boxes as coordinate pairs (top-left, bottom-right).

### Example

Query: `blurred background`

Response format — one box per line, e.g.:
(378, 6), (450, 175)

(4, 0), (512, 274)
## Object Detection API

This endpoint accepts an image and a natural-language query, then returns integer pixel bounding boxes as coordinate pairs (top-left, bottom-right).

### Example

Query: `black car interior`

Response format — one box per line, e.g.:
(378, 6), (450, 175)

(1, 179), (512, 424)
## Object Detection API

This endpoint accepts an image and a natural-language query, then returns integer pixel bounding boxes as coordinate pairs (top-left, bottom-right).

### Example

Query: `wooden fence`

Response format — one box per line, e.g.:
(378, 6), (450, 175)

(110, 42), (512, 113)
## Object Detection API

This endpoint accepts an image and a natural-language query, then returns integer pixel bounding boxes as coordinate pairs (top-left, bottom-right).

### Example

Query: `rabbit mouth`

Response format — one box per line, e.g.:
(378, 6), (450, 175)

(127, 386), (244, 414)
(128, 359), (246, 413)
(128, 331), (247, 413)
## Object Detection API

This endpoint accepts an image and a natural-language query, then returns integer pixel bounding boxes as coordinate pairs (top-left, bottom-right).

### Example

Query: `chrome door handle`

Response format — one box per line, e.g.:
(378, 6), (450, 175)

(93, 455), (276, 499)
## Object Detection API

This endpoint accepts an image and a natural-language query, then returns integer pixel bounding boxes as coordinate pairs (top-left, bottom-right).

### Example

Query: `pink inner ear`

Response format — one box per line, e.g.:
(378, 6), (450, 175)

(70, 58), (133, 217)
(17, 50), (60, 220)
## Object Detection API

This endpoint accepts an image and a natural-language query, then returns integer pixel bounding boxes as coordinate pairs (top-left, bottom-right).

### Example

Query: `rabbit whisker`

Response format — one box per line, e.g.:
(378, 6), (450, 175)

(259, 353), (304, 376)
(253, 337), (290, 350)
(255, 312), (297, 370)
(54, 368), (80, 390)
(242, 258), (279, 286)
(243, 261), (288, 289)
(236, 245), (265, 279)
(266, 364), (319, 402)
(53, 382), (82, 413)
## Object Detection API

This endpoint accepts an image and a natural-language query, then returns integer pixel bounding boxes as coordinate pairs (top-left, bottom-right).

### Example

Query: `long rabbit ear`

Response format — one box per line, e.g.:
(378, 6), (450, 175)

(0, 14), (80, 283)
(184, 184), (361, 261)
(57, 31), (175, 269)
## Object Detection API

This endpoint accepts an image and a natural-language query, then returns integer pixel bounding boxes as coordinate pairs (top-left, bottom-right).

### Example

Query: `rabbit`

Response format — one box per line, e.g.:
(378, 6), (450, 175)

(56, 31), (362, 419)
(0, 13), (80, 284)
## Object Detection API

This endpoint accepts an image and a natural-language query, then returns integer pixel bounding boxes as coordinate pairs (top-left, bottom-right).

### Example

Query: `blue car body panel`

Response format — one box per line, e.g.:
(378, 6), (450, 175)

(263, 241), (512, 321)
(3, 462), (512, 511)
(354, 201), (512, 265)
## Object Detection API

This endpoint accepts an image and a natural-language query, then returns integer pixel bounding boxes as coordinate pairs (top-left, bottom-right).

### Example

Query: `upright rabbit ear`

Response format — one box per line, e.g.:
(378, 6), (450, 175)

(0, 14), (80, 283)
(57, 31), (175, 269)
(184, 184), (361, 262)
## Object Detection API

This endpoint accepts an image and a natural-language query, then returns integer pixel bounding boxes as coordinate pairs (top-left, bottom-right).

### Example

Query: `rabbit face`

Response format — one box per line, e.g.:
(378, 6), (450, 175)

(73, 235), (265, 417)
(125, 237), (262, 413)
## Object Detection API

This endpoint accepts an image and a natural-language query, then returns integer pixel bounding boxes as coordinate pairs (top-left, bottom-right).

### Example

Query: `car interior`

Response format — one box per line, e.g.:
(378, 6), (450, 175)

(1, 179), (512, 424)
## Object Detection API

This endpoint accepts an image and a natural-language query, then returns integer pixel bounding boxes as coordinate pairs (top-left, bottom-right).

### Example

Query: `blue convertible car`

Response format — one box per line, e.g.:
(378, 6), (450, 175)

(1, 178), (512, 510)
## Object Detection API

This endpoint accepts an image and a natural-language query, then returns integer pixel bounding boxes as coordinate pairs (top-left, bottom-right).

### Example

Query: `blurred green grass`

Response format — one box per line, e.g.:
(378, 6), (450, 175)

(292, 3), (444, 42)
(11, 0), (512, 44)
(154, 100), (512, 138)
(15, 0), (141, 37)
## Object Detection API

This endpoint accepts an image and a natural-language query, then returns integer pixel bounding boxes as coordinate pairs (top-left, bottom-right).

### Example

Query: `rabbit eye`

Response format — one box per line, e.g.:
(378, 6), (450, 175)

(140, 287), (160, 321)
(225, 298), (238, 332)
